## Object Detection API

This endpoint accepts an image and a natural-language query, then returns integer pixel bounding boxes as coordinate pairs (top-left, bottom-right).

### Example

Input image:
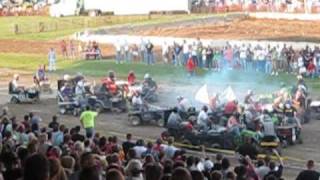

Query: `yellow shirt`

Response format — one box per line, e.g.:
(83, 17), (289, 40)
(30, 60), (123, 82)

(80, 111), (97, 128)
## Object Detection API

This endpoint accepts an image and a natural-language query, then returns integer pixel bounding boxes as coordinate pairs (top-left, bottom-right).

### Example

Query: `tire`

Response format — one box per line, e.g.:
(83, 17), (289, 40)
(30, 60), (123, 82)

(129, 116), (141, 126)
(73, 109), (79, 117)
(10, 96), (19, 104)
(157, 119), (165, 127)
(95, 103), (103, 113)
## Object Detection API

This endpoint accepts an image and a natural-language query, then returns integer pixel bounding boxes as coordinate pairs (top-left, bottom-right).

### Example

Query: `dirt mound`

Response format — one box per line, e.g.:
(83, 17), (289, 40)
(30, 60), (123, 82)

(130, 18), (320, 42)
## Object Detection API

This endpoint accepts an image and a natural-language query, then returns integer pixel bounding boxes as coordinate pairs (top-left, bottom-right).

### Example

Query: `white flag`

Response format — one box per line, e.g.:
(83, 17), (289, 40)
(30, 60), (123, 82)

(195, 84), (209, 104)
(221, 86), (237, 103)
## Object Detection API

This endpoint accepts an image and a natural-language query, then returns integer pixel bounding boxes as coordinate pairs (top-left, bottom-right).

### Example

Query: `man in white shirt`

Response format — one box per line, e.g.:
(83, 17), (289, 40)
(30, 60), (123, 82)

(177, 96), (191, 113)
(240, 44), (247, 71)
(48, 48), (56, 72)
(162, 41), (169, 63)
(140, 38), (146, 63)
(183, 40), (190, 65)
(197, 105), (209, 130)
(115, 40), (122, 64)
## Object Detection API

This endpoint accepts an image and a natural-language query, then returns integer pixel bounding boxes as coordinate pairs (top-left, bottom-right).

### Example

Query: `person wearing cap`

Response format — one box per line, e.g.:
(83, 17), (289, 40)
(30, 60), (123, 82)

(142, 74), (157, 99)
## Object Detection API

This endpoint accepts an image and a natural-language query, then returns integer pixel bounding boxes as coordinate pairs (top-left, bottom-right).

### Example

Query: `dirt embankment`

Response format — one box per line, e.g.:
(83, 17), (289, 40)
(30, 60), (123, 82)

(126, 18), (320, 42)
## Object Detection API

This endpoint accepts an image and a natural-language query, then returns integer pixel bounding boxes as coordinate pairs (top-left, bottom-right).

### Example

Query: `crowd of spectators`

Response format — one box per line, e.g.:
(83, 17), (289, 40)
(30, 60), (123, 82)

(0, 106), (319, 180)
(192, 0), (320, 13)
(114, 39), (320, 78)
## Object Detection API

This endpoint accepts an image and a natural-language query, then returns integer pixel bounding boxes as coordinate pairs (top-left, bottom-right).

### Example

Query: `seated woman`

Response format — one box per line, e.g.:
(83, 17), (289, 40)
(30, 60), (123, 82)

(36, 65), (46, 82)
(61, 82), (74, 101)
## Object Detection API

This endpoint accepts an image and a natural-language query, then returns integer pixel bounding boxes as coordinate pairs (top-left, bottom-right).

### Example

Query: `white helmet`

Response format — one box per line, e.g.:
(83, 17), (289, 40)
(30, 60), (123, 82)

(279, 103), (284, 109)
(247, 89), (253, 95)
(63, 74), (70, 81)
(144, 73), (150, 79)
(177, 96), (183, 101)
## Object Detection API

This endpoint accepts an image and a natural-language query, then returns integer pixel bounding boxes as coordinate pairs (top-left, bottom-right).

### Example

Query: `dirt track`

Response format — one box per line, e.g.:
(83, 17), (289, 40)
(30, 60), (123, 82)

(0, 39), (115, 57)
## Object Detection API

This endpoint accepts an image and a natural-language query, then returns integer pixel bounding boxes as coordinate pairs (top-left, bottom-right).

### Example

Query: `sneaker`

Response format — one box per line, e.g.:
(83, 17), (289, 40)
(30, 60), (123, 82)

(271, 72), (274, 75)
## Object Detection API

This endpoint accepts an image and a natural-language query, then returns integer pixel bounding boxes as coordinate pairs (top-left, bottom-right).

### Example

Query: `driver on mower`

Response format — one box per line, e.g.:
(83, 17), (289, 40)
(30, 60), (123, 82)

(9, 74), (40, 103)
(141, 73), (158, 102)
(101, 71), (119, 96)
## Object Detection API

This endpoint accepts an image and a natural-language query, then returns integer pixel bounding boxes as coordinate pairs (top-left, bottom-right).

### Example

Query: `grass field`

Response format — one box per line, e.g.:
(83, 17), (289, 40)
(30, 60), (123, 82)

(0, 14), (218, 41)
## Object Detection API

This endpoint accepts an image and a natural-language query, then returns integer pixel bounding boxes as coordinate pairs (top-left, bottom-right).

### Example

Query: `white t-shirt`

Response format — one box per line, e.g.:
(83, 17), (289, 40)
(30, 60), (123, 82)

(133, 146), (147, 158)
(132, 96), (143, 106)
(197, 110), (208, 125)
(183, 43), (189, 54)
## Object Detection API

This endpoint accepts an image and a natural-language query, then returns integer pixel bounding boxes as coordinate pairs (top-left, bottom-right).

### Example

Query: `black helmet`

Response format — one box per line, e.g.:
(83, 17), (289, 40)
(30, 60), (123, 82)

(108, 71), (115, 78)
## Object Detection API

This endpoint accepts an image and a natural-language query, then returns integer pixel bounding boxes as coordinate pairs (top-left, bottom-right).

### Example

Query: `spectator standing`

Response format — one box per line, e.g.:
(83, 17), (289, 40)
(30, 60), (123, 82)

(173, 42), (182, 66)
(69, 40), (76, 60)
(122, 133), (135, 160)
(115, 40), (122, 64)
(296, 160), (320, 180)
(80, 106), (98, 139)
(265, 46), (273, 75)
(140, 38), (146, 63)
(162, 41), (169, 64)
(146, 40), (154, 65)
(48, 48), (56, 72)
(182, 40), (190, 65)
(60, 40), (68, 59)
(206, 46), (213, 70)
(240, 44), (247, 71)
(124, 40), (130, 63)
(271, 47), (279, 76)
(186, 54), (196, 77)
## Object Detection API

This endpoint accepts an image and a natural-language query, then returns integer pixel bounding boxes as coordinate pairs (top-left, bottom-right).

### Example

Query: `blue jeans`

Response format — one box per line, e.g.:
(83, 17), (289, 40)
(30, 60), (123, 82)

(147, 52), (154, 65)
(240, 58), (247, 71)
(85, 127), (94, 139)
(265, 61), (272, 74)
(140, 51), (146, 63)
(183, 53), (189, 65)
(116, 51), (121, 63)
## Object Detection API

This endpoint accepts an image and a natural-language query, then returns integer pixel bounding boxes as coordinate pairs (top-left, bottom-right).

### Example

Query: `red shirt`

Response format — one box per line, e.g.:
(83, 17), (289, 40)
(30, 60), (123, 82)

(307, 63), (316, 72)
(101, 77), (118, 94)
(186, 58), (195, 72)
(224, 101), (237, 114)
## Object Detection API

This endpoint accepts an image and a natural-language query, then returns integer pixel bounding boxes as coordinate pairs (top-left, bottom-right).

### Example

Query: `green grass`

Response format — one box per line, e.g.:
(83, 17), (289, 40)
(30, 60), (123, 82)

(1, 53), (319, 94)
(0, 53), (72, 70)
(0, 14), (221, 41)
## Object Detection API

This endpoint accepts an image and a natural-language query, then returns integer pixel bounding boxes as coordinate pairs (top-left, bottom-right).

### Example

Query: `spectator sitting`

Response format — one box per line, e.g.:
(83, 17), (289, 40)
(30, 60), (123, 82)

(296, 160), (320, 180)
